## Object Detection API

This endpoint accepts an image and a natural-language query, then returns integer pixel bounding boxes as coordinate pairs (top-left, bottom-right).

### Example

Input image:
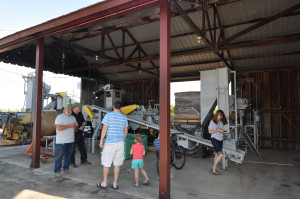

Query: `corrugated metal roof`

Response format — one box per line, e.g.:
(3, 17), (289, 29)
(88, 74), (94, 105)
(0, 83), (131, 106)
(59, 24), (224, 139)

(0, 0), (299, 82)
(230, 42), (300, 58)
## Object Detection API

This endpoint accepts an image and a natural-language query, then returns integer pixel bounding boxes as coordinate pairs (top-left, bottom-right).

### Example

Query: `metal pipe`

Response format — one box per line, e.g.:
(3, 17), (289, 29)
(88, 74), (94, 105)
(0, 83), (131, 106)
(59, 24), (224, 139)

(260, 137), (300, 142)
(232, 70), (238, 140)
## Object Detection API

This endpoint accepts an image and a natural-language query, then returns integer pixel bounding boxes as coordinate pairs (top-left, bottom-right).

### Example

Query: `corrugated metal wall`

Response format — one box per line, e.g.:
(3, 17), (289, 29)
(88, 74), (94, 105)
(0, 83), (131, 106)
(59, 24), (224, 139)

(237, 67), (300, 150)
(115, 80), (159, 106)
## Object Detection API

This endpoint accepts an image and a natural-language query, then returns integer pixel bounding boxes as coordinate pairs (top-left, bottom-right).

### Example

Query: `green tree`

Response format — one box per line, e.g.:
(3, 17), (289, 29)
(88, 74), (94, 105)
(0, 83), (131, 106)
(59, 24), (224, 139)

(170, 105), (174, 116)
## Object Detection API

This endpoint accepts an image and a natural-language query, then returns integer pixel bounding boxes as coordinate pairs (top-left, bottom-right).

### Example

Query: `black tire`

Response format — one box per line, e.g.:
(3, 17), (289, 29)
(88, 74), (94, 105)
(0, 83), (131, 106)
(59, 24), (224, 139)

(201, 146), (211, 158)
(173, 146), (186, 169)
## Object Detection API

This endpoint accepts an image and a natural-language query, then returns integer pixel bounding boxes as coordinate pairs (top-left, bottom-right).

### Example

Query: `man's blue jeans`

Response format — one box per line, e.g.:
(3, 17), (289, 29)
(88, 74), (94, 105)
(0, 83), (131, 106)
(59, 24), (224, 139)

(54, 143), (74, 173)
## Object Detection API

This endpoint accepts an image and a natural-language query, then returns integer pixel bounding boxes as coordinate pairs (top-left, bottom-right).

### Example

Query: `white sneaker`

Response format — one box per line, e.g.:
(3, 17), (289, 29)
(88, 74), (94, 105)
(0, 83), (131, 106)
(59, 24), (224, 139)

(55, 172), (62, 178)
(64, 170), (71, 175)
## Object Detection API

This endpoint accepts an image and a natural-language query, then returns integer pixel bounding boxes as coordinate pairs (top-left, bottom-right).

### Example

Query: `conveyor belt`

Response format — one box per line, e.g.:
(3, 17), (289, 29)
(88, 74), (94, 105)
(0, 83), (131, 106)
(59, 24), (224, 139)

(86, 105), (245, 166)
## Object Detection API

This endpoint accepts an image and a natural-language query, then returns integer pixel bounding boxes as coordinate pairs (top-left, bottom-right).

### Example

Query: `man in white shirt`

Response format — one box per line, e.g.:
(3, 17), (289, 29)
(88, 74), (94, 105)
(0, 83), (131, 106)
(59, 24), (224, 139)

(54, 104), (77, 178)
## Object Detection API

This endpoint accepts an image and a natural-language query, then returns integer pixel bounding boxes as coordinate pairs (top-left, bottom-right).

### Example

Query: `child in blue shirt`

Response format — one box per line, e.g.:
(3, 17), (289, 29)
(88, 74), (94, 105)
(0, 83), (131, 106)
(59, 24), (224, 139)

(153, 134), (160, 158)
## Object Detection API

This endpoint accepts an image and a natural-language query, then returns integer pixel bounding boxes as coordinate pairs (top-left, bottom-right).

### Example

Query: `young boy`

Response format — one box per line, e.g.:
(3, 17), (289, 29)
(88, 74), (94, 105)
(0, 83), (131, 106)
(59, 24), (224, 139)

(153, 134), (160, 158)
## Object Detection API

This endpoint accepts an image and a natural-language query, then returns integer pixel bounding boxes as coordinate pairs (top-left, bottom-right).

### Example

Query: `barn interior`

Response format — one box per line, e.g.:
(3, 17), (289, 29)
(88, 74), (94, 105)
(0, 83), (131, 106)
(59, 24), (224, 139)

(0, 0), (300, 198)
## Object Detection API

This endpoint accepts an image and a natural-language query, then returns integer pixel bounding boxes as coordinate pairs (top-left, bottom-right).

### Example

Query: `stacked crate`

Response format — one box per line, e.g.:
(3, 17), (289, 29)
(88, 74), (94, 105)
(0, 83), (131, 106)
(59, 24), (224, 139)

(174, 92), (201, 123)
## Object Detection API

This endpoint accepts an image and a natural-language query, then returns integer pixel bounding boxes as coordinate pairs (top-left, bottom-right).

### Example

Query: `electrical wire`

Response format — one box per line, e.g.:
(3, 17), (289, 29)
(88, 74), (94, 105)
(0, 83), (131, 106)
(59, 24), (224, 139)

(0, 29), (16, 32)
(0, 67), (25, 77)
(0, 78), (22, 82)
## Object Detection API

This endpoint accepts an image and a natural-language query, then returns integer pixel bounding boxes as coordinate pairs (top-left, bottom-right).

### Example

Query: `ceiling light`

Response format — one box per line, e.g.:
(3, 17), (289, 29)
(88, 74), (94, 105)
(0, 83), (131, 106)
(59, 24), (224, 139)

(138, 62), (142, 75)
(95, 55), (99, 61)
(197, 36), (201, 44)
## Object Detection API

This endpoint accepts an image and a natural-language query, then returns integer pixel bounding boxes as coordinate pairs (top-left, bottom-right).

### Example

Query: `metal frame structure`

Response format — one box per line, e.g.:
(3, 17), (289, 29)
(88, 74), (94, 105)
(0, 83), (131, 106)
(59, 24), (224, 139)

(0, 1), (300, 198)
(31, 38), (44, 168)
(1, 1), (299, 80)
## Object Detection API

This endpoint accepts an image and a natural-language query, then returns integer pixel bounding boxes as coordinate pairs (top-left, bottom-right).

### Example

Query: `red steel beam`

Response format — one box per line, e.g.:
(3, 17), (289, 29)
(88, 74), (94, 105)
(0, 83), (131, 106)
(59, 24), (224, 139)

(0, 0), (159, 53)
(159, 0), (171, 198)
(31, 38), (44, 168)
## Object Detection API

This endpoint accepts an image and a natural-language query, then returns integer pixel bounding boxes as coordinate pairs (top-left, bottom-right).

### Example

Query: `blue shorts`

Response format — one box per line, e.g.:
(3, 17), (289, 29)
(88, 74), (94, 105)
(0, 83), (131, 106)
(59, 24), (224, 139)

(211, 138), (223, 155)
(131, 159), (144, 169)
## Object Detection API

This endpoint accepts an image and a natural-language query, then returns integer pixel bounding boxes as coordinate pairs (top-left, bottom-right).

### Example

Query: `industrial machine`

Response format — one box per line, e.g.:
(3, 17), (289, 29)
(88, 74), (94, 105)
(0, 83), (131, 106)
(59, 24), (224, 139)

(82, 68), (258, 169)
(1, 113), (29, 145)
(44, 92), (77, 110)
(1, 72), (77, 147)
(121, 101), (160, 131)
(23, 72), (51, 112)
(0, 111), (62, 146)
(93, 84), (125, 109)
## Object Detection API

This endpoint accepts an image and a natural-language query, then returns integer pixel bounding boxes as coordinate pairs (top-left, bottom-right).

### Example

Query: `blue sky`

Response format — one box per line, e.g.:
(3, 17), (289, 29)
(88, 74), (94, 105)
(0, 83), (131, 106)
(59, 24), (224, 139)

(0, 0), (200, 110)
(0, 1), (102, 110)
(0, 1), (103, 36)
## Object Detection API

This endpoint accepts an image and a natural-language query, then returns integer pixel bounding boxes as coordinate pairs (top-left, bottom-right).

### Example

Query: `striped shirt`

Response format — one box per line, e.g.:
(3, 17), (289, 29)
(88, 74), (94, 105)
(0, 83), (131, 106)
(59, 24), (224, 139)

(153, 139), (160, 151)
(102, 111), (128, 143)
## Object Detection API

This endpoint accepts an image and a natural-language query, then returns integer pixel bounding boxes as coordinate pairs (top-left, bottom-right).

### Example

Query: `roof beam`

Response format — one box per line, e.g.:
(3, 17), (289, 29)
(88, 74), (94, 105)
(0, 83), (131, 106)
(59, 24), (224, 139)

(213, 4), (233, 67)
(122, 27), (159, 72)
(0, 0), (160, 52)
(106, 33), (122, 61)
(103, 50), (300, 75)
(68, 0), (241, 43)
(219, 2), (300, 45)
(59, 38), (157, 76)
(168, 1), (232, 68)
(64, 33), (300, 73)
(222, 33), (300, 49)
(95, 10), (300, 53)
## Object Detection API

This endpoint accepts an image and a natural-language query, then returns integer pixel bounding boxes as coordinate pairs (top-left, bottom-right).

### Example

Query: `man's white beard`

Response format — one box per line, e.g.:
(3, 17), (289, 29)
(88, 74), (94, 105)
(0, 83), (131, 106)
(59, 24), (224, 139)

(64, 111), (71, 116)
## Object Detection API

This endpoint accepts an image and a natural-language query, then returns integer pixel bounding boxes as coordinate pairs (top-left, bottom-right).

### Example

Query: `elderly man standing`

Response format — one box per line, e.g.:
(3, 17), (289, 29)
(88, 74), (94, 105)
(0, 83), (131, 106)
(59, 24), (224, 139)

(97, 101), (128, 190)
(70, 102), (91, 167)
(54, 104), (77, 178)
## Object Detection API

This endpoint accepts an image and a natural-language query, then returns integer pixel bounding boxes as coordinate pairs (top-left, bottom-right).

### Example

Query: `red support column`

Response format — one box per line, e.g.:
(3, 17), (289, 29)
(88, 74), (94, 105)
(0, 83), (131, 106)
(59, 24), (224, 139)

(31, 38), (44, 168)
(159, 0), (171, 198)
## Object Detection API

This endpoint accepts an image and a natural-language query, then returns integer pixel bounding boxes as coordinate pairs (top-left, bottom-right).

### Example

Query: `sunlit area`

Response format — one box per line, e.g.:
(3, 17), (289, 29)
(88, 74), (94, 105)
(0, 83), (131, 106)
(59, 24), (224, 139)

(170, 81), (200, 106)
(14, 189), (66, 199)
(0, 63), (80, 111)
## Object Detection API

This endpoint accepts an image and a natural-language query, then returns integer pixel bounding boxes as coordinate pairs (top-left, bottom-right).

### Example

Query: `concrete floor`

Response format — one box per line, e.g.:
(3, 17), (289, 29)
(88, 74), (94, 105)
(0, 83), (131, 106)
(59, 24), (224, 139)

(0, 143), (299, 199)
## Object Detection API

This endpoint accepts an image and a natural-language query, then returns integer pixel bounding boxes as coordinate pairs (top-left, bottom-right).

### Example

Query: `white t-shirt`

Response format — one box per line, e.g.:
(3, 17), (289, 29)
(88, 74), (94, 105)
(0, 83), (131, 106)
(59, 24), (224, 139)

(55, 113), (76, 144)
(208, 120), (225, 141)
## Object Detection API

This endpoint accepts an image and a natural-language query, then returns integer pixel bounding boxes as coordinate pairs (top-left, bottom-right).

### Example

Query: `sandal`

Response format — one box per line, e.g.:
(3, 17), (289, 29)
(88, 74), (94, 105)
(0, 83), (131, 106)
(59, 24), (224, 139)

(111, 184), (118, 190)
(142, 180), (150, 185)
(97, 182), (107, 189)
(133, 183), (140, 187)
(215, 170), (222, 175)
(210, 169), (218, 175)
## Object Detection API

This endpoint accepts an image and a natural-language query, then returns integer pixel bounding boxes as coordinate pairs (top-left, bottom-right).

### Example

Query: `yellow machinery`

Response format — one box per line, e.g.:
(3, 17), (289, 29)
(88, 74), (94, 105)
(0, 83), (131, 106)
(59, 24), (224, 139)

(121, 104), (138, 115)
(21, 110), (62, 136)
(1, 113), (29, 145)
(1, 111), (62, 146)
(84, 106), (94, 119)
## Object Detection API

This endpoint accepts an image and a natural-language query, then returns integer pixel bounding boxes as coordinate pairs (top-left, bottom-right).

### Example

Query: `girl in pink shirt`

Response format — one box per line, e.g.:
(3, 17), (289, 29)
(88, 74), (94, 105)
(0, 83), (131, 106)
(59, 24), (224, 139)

(130, 134), (149, 187)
